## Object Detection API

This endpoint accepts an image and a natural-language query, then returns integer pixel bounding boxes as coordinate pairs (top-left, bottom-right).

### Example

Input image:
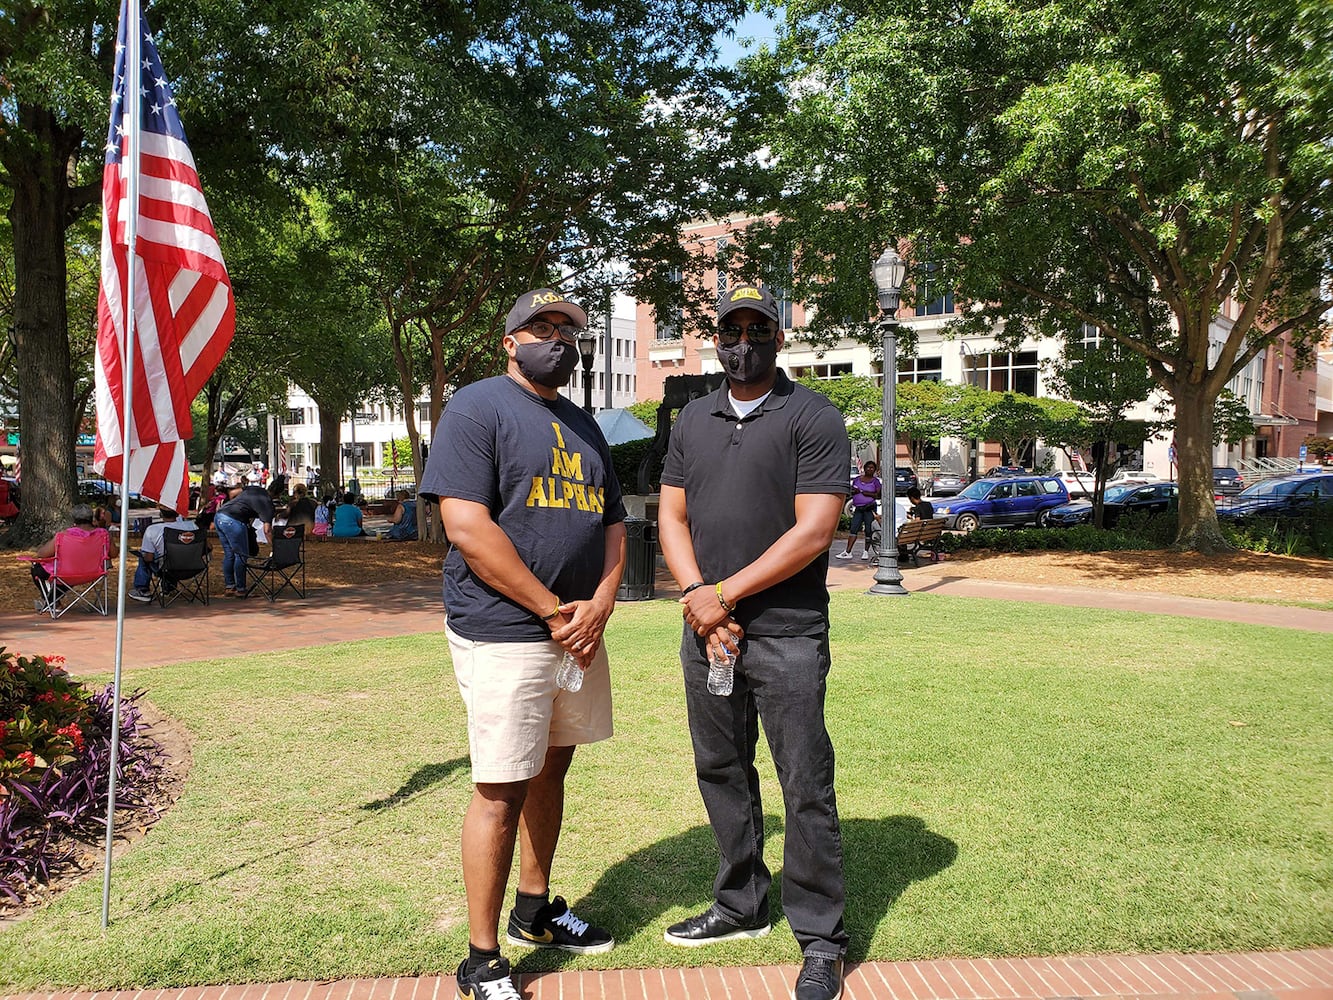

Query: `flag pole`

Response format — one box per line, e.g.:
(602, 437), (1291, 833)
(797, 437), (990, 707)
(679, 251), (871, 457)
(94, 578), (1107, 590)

(102, 0), (141, 930)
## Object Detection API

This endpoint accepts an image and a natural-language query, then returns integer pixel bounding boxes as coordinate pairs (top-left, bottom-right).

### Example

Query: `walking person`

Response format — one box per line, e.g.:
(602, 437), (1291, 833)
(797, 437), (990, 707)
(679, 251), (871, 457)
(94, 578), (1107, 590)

(213, 477), (273, 598)
(418, 287), (627, 1000)
(838, 460), (881, 560)
(657, 284), (852, 1000)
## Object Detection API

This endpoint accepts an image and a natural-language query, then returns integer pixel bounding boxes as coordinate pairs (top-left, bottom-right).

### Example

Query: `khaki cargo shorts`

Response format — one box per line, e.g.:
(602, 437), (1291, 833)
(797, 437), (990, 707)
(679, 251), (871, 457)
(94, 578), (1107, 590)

(446, 623), (613, 784)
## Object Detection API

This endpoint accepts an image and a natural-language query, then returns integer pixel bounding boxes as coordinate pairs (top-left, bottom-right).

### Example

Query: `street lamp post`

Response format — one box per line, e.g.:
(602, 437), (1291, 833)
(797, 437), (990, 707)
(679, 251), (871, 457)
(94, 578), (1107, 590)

(576, 329), (598, 414)
(869, 247), (909, 597)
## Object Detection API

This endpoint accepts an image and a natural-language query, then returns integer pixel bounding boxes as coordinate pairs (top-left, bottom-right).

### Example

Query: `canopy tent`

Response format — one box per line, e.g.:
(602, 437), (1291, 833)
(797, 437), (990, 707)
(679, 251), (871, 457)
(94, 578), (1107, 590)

(594, 408), (653, 446)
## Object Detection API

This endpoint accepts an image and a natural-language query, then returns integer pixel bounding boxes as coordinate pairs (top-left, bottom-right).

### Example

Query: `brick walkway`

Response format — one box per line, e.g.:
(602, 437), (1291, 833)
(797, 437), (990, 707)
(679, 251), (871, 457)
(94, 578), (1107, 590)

(3, 543), (1329, 677)
(4, 949), (1331, 1000)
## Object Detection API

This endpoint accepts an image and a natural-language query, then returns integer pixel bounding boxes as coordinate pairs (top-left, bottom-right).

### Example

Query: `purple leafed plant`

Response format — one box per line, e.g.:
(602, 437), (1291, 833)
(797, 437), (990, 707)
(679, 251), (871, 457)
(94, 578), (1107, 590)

(1, 648), (166, 907)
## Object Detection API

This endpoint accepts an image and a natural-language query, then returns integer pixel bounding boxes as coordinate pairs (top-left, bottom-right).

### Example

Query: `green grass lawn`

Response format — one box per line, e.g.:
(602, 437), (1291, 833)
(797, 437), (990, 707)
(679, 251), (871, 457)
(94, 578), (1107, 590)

(2, 592), (1331, 989)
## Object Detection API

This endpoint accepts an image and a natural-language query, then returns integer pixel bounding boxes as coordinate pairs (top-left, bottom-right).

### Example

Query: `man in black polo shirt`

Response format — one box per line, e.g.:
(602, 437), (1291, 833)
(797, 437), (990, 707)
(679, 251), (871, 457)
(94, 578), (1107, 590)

(657, 284), (851, 1000)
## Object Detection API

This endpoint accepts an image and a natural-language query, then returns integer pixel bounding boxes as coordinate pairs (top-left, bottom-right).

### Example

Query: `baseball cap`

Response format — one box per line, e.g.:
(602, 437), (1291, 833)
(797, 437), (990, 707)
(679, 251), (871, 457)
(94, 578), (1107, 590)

(718, 284), (780, 324)
(246, 472), (262, 484)
(505, 288), (588, 335)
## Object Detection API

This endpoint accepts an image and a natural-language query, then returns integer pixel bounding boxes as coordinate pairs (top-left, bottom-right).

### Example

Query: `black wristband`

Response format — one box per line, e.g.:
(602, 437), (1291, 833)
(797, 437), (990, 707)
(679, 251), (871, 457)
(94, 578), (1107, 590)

(682, 581), (707, 595)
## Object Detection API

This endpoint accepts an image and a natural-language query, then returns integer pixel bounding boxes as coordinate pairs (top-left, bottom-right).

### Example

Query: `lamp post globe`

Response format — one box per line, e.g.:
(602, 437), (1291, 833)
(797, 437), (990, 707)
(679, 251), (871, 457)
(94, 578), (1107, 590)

(869, 246), (909, 596)
(576, 329), (598, 413)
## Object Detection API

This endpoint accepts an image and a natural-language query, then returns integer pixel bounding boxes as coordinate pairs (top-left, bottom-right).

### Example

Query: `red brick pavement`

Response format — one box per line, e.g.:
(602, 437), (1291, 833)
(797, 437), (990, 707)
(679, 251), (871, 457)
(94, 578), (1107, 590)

(3, 544), (1329, 678)
(3, 949), (1331, 1000)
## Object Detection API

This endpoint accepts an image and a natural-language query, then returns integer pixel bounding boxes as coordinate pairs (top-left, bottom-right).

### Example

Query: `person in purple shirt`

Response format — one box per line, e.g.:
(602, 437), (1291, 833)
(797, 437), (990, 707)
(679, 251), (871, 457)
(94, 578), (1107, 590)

(836, 460), (881, 560)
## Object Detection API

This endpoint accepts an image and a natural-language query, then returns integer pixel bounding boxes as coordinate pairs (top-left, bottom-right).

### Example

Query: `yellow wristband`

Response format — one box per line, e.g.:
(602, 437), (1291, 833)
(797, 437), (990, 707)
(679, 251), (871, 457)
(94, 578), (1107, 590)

(540, 601), (561, 621)
(715, 582), (736, 613)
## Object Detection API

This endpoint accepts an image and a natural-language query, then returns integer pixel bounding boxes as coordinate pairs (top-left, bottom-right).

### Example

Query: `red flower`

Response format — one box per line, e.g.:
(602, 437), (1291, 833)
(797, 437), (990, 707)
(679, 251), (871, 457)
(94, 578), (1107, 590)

(44, 654), (66, 665)
(0, 720), (6, 741)
(17, 751), (37, 769)
(57, 723), (85, 752)
(35, 691), (57, 704)
(61, 692), (74, 703)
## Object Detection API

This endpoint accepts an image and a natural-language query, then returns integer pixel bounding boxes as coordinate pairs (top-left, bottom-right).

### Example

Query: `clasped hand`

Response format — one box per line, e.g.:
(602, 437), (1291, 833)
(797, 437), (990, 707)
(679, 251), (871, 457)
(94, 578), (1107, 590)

(680, 585), (730, 636)
(550, 595), (613, 667)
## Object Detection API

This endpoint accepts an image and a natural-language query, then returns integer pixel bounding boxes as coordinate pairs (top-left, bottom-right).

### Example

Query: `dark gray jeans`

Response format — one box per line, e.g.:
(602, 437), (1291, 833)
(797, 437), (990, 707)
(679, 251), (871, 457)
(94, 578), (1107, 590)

(680, 624), (848, 958)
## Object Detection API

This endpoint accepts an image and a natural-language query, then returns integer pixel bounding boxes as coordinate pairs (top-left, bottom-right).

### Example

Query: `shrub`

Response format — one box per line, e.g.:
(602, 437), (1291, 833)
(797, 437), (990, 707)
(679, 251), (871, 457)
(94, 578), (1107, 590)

(610, 437), (661, 495)
(1, 648), (165, 907)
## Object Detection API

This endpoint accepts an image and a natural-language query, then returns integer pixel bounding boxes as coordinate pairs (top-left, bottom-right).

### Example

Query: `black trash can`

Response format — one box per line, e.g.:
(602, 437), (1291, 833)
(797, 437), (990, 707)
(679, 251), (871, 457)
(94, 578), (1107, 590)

(616, 517), (656, 601)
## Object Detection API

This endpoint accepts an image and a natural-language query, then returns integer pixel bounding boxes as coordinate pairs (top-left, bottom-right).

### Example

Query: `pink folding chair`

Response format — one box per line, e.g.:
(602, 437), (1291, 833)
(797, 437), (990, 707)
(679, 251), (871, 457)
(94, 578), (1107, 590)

(19, 528), (111, 618)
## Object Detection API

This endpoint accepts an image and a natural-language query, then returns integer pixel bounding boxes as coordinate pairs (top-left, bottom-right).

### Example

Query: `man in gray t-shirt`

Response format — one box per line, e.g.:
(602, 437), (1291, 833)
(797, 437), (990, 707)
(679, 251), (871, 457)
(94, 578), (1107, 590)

(418, 288), (626, 1000)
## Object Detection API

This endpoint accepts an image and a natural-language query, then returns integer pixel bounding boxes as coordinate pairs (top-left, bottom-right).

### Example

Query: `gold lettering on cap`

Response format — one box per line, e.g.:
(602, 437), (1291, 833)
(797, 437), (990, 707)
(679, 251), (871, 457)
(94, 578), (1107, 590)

(730, 287), (762, 302)
(529, 291), (564, 307)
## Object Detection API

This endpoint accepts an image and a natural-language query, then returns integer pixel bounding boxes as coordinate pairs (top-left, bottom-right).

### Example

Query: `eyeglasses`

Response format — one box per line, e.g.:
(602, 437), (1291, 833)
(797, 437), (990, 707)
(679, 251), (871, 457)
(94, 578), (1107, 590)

(523, 320), (582, 343)
(717, 321), (778, 346)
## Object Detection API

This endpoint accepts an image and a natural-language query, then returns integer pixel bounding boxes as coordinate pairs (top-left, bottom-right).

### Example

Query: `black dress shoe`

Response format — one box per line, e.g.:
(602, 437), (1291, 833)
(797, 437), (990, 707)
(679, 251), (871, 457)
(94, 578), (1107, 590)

(663, 904), (770, 947)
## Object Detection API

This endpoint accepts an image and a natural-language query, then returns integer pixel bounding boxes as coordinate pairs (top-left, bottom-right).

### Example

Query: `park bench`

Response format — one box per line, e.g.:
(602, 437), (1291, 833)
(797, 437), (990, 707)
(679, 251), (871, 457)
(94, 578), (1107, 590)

(894, 517), (943, 566)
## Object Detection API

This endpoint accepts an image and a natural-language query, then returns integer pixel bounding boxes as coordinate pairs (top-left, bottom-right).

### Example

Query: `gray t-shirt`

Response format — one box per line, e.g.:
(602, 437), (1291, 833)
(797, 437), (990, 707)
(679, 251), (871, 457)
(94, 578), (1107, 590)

(661, 370), (850, 636)
(419, 375), (626, 642)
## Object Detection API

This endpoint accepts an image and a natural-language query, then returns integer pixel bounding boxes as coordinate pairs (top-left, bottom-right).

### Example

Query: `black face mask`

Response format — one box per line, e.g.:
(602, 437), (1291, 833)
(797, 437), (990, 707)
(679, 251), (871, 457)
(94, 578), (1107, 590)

(514, 339), (579, 388)
(716, 338), (778, 384)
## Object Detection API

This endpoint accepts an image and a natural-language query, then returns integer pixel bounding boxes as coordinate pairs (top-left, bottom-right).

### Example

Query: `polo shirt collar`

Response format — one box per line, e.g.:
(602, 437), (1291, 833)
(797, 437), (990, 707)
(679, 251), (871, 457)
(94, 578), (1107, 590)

(709, 369), (795, 418)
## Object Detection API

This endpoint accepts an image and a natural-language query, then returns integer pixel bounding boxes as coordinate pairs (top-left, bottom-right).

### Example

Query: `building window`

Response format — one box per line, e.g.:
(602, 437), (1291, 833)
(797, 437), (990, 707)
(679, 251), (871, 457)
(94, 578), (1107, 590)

(913, 261), (955, 316)
(970, 350), (1040, 396)
(715, 238), (728, 300)
(790, 362), (853, 380)
(656, 268), (684, 341)
(898, 356), (943, 383)
(285, 408), (304, 425)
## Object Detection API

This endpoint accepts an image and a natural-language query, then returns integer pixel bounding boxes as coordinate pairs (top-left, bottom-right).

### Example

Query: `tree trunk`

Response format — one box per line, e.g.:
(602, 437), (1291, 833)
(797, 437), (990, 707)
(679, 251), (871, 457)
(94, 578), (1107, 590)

(1169, 380), (1229, 553)
(315, 401), (343, 497)
(3, 110), (79, 547)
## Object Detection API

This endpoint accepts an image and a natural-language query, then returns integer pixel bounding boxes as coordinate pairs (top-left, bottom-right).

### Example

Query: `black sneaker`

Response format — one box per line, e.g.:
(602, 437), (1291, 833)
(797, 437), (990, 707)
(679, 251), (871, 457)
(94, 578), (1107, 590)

(662, 904), (771, 947)
(793, 956), (843, 1000)
(454, 956), (521, 1000)
(505, 895), (614, 954)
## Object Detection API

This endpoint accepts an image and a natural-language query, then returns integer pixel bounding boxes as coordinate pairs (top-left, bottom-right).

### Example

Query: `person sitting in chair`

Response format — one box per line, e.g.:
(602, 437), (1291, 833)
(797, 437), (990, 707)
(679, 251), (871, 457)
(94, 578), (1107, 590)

(28, 504), (110, 605)
(385, 489), (418, 541)
(128, 505), (200, 603)
(284, 482), (318, 529)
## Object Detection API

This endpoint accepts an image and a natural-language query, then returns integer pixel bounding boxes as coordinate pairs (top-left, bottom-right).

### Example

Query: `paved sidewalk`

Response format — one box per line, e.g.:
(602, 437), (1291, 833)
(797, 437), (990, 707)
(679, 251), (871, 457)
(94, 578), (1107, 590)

(3, 545), (1330, 677)
(4, 948), (1331, 1000)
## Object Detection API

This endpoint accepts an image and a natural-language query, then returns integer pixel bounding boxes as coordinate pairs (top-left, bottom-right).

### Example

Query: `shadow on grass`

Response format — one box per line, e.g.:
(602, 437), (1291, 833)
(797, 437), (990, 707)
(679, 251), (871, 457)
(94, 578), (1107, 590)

(515, 813), (955, 973)
(362, 756), (470, 811)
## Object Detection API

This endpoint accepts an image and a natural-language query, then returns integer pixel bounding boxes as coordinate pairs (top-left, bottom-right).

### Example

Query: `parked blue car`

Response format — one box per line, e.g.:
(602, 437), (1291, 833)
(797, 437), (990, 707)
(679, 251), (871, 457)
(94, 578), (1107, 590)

(932, 475), (1070, 531)
(1217, 472), (1333, 520)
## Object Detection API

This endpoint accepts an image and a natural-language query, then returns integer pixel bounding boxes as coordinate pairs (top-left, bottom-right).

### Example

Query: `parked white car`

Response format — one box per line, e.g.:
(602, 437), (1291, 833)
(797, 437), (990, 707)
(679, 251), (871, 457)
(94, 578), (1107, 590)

(1107, 468), (1161, 486)
(1053, 470), (1097, 497)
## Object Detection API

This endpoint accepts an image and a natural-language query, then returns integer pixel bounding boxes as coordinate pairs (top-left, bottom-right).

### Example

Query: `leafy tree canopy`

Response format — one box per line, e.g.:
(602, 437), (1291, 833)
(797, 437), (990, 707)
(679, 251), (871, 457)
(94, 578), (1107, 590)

(744, 0), (1333, 551)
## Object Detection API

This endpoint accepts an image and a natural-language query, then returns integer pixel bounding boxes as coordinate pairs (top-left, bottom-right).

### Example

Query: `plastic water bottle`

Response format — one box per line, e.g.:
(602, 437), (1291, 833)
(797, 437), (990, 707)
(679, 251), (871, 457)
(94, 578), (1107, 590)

(707, 640), (737, 696)
(555, 651), (584, 693)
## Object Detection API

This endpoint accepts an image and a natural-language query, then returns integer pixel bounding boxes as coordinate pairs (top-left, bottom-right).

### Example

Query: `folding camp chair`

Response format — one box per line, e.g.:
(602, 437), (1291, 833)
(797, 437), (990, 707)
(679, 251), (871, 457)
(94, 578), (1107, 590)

(19, 529), (110, 619)
(243, 523), (306, 601)
(152, 526), (211, 608)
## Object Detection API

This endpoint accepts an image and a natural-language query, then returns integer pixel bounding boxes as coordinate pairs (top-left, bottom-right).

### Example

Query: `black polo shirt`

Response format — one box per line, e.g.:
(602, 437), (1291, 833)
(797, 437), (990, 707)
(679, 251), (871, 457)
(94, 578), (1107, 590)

(661, 369), (850, 636)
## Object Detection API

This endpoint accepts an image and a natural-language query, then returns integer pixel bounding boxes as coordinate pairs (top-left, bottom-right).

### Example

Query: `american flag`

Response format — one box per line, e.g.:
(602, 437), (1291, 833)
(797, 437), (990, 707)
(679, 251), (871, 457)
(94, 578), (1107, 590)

(93, 0), (234, 515)
(278, 437), (288, 475)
